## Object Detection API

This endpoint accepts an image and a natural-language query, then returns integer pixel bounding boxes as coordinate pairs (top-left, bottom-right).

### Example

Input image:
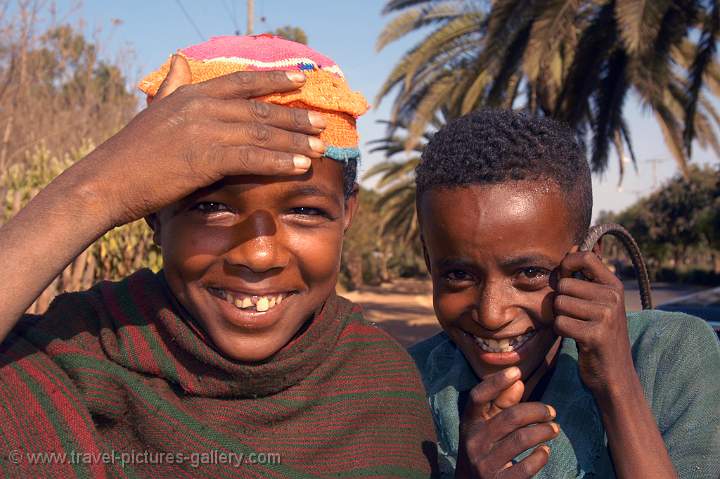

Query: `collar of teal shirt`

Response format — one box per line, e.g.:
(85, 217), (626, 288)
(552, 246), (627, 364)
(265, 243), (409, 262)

(412, 332), (615, 478)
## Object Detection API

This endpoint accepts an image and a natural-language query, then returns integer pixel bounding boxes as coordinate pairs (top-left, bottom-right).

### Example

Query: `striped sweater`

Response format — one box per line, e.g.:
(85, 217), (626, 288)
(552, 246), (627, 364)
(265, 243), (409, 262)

(0, 269), (437, 478)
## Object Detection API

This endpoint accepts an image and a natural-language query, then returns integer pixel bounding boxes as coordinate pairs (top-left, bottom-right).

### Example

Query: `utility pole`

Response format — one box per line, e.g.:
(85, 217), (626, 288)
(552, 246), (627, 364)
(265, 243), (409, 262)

(246, 0), (254, 35)
(645, 158), (665, 190)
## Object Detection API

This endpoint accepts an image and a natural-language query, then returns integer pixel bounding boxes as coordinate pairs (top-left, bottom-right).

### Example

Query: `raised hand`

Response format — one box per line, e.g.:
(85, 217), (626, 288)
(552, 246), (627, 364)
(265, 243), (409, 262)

(552, 250), (634, 397)
(75, 54), (327, 228)
(455, 367), (559, 479)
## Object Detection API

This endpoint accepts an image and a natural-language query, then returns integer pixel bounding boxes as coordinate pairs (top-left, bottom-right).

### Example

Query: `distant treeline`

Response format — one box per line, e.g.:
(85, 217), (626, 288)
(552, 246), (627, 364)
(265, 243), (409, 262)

(597, 165), (720, 284)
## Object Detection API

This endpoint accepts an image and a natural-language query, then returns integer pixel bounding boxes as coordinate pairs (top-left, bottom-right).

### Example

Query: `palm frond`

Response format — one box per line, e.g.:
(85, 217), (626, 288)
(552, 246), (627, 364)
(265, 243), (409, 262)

(376, 2), (463, 51)
(487, 24), (532, 106)
(683, 0), (719, 155)
(654, 105), (688, 175)
(523, 0), (581, 81)
(382, 0), (434, 14)
(556, 1), (616, 125)
(615, 0), (672, 55)
(407, 74), (457, 148)
(591, 49), (629, 173)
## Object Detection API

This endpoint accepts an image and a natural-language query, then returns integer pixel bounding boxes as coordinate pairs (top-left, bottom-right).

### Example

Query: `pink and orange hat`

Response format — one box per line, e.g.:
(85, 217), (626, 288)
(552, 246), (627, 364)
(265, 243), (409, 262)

(138, 34), (369, 162)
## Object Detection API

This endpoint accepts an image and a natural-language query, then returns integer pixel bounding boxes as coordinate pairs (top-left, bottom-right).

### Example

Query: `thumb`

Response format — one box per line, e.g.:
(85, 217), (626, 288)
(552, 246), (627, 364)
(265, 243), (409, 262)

(150, 54), (192, 103)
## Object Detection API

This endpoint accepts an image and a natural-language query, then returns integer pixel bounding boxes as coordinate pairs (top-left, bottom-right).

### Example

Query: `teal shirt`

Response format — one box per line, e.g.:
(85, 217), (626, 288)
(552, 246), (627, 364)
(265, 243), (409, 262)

(409, 311), (720, 478)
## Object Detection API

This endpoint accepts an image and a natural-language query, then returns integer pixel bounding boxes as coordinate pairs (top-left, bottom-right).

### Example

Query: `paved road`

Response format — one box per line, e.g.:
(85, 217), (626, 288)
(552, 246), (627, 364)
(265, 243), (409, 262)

(622, 281), (706, 312)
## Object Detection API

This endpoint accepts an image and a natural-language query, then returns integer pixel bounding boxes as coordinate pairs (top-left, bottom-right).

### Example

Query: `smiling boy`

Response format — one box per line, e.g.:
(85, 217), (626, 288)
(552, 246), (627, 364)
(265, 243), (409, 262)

(410, 109), (720, 478)
(0, 36), (437, 477)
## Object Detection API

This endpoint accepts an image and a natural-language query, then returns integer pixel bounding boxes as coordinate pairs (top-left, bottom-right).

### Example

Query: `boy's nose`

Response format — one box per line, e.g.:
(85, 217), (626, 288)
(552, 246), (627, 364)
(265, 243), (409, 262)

(472, 281), (516, 332)
(223, 211), (289, 273)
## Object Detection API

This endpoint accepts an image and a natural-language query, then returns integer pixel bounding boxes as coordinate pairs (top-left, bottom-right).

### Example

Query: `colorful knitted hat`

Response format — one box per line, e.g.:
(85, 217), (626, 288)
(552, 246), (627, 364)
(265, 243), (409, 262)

(138, 35), (369, 162)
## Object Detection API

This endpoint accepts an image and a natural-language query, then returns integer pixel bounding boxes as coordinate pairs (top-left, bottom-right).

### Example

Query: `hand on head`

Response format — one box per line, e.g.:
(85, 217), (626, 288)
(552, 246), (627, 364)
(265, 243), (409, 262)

(84, 54), (326, 228)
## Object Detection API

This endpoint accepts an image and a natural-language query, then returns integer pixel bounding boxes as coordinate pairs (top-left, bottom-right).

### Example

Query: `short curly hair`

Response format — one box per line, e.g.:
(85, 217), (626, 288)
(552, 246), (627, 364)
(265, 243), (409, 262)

(416, 109), (593, 240)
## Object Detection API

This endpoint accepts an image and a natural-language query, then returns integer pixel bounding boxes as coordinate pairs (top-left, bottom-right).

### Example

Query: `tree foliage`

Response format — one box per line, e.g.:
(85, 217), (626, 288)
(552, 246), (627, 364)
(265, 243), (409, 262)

(1, 144), (162, 314)
(271, 26), (308, 45)
(378, 0), (720, 177)
(0, 10), (137, 170)
(602, 165), (720, 274)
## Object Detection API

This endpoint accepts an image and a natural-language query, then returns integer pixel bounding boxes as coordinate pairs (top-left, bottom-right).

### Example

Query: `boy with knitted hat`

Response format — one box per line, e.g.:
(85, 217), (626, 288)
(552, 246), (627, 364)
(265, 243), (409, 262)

(0, 35), (437, 477)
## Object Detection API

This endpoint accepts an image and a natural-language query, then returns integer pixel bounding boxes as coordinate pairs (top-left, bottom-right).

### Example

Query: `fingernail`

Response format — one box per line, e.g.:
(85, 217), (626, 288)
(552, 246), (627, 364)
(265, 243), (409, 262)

(550, 422), (560, 434)
(286, 71), (306, 83)
(504, 367), (521, 380)
(293, 154), (311, 170)
(309, 137), (326, 154)
(539, 445), (551, 455)
(308, 111), (327, 129)
(546, 405), (556, 418)
(170, 54), (178, 68)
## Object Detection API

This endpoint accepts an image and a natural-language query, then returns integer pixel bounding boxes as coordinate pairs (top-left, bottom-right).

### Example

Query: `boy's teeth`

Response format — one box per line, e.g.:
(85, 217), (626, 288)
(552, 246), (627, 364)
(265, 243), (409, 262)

(472, 331), (535, 353)
(256, 297), (270, 312)
(212, 288), (288, 312)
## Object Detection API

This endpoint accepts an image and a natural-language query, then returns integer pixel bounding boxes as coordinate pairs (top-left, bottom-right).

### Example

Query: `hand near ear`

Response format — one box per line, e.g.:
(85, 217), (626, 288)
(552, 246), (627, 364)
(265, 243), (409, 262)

(552, 246), (633, 397)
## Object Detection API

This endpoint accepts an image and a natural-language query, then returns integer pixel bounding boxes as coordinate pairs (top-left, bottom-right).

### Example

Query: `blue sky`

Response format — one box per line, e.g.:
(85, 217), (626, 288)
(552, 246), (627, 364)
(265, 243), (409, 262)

(54, 0), (716, 220)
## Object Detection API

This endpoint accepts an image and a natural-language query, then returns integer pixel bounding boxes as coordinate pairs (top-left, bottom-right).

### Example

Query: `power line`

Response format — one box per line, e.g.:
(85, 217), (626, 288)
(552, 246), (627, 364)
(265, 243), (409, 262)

(220, 0), (240, 35)
(175, 0), (205, 41)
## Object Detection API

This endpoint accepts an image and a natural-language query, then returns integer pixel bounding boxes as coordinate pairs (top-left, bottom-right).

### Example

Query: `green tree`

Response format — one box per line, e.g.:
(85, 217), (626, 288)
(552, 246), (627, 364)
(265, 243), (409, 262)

(377, 0), (720, 177)
(341, 188), (383, 289)
(0, 21), (136, 169)
(271, 26), (308, 45)
(611, 165), (720, 272)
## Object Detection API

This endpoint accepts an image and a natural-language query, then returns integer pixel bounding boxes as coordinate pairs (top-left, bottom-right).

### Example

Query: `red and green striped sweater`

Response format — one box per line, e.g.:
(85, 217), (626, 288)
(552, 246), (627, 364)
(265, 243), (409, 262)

(0, 269), (437, 478)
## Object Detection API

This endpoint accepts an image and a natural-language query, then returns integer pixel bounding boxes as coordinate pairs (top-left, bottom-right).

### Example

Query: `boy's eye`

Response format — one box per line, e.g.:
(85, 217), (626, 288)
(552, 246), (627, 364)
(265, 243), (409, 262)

(191, 202), (232, 214)
(291, 206), (325, 216)
(444, 270), (474, 282)
(287, 206), (334, 222)
(516, 267), (550, 289)
(521, 267), (547, 279)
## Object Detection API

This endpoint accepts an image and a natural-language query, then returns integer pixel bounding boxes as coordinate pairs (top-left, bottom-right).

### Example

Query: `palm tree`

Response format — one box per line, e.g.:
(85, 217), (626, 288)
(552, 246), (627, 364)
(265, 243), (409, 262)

(364, 118), (444, 247)
(377, 0), (720, 178)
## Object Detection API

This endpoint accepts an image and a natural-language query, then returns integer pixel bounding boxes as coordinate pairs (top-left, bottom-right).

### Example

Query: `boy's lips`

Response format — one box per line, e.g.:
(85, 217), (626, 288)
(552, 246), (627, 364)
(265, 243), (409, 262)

(205, 286), (300, 331)
(207, 286), (296, 313)
(462, 329), (538, 366)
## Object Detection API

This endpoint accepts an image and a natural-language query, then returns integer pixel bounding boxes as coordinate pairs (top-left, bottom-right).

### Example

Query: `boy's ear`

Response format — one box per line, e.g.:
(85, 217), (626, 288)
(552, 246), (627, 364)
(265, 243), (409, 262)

(144, 214), (162, 247)
(342, 183), (360, 233)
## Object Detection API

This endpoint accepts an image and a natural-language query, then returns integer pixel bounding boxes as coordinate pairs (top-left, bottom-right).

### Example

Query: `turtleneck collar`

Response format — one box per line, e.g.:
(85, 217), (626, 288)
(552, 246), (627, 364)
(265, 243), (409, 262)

(99, 269), (350, 398)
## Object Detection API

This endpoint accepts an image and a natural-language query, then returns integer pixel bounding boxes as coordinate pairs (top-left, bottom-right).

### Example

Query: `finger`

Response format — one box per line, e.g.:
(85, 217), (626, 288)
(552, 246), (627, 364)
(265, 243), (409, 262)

(486, 402), (556, 442)
(500, 445), (551, 479)
(212, 121), (325, 158)
(154, 54), (192, 101)
(204, 98), (325, 134)
(494, 380), (524, 409)
(207, 146), (312, 177)
(488, 422), (559, 471)
(556, 277), (622, 304)
(558, 251), (619, 286)
(480, 380), (524, 422)
(554, 294), (607, 322)
(553, 314), (595, 342)
(463, 368), (522, 424)
(194, 69), (306, 99)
